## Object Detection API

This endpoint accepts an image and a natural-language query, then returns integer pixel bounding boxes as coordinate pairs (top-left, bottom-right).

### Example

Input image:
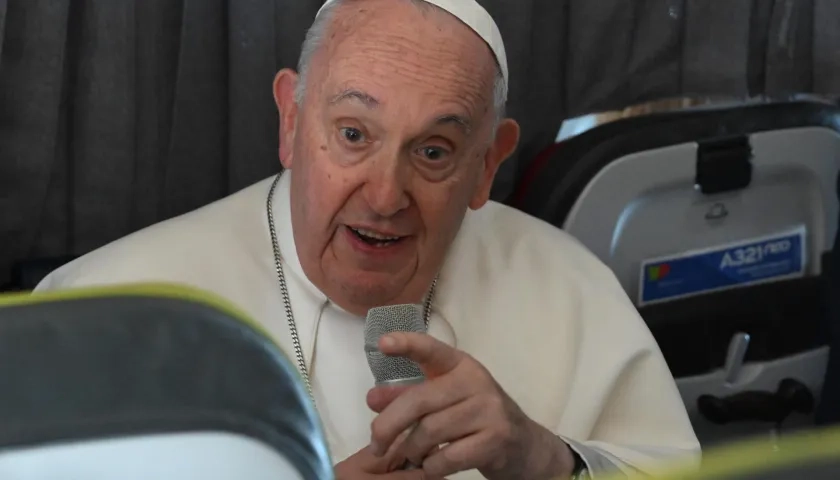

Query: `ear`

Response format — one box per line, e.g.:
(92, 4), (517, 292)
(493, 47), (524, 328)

(469, 118), (520, 210)
(273, 69), (300, 169)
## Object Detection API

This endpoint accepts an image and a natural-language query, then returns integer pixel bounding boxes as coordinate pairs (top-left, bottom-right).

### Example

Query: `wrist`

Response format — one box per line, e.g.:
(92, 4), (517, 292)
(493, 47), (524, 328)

(521, 422), (577, 480)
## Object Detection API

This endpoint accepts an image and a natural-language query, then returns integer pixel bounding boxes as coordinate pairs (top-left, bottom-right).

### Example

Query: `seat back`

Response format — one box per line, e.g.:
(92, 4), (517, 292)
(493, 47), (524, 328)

(516, 101), (840, 444)
(602, 426), (840, 480)
(0, 284), (333, 480)
(816, 187), (840, 426)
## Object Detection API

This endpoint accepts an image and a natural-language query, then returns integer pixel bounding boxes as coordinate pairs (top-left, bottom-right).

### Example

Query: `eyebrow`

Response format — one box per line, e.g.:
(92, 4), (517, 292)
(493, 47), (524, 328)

(328, 89), (380, 108)
(435, 114), (472, 135)
(327, 88), (472, 135)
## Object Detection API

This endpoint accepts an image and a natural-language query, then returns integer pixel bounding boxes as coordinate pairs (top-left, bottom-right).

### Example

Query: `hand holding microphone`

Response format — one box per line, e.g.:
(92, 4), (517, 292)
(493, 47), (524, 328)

(363, 305), (577, 480)
(332, 305), (442, 480)
(364, 305), (439, 472)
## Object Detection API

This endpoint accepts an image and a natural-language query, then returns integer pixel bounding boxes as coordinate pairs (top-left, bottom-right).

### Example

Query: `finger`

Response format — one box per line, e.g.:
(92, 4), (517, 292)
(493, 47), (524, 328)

(400, 399), (481, 466)
(379, 332), (464, 377)
(352, 444), (397, 473)
(421, 431), (496, 478)
(384, 470), (444, 480)
(367, 383), (416, 414)
(348, 436), (408, 474)
(370, 375), (466, 456)
(379, 428), (415, 472)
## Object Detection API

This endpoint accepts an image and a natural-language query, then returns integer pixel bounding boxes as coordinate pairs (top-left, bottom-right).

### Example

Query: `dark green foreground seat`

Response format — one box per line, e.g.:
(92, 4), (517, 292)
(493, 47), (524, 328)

(0, 284), (333, 480)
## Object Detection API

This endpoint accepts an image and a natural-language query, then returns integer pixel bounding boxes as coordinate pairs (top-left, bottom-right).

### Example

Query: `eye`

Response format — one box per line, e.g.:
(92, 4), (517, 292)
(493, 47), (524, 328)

(418, 146), (448, 161)
(339, 127), (365, 144)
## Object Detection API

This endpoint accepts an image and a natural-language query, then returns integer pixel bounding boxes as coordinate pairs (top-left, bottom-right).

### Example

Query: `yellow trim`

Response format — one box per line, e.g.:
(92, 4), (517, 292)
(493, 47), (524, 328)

(605, 427), (840, 479)
(0, 283), (275, 345)
(14, 284), (840, 476)
(0, 282), (333, 463)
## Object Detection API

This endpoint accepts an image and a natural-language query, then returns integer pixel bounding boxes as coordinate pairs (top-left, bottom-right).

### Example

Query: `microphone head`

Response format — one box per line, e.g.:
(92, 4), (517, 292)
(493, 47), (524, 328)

(364, 304), (426, 386)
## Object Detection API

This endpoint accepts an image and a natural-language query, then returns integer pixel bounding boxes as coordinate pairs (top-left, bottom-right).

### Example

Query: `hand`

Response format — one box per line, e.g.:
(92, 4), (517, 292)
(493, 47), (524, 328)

(335, 442), (443, 479)
(367, 332), (576, 480)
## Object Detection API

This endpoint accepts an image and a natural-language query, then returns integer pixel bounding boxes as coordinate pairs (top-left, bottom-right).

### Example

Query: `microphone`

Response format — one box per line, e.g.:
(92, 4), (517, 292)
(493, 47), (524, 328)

(364, 304), (427, 470)
(364, 304), (426, 387)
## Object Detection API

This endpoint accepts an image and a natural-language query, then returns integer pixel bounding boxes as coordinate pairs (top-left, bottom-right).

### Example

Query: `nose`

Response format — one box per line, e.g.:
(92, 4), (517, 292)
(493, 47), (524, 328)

(362, 157), (411, 217)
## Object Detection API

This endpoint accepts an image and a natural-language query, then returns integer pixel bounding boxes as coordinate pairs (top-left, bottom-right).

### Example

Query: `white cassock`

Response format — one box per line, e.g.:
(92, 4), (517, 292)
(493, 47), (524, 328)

(36, 171), (701, 478)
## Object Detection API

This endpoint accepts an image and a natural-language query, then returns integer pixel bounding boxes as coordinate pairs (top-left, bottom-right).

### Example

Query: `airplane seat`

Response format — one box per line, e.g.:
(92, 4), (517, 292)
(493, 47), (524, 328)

(0, 284), (334, 480)
(816, 174), (840, 426)
(603, 426), (840, 480)
(514, 101), (840, 445)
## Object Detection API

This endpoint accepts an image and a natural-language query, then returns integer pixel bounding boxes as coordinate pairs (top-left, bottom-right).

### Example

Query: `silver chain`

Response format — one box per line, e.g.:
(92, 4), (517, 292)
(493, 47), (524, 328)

(266, 173), (437, 406)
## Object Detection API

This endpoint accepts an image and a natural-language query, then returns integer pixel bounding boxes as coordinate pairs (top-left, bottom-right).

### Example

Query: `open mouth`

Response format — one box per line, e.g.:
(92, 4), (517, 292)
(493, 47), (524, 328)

(348, 226), (405, 247)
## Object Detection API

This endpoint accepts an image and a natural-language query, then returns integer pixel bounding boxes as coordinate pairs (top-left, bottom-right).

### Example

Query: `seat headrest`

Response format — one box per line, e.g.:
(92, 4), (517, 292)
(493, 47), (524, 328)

(0, 284), (332, 480)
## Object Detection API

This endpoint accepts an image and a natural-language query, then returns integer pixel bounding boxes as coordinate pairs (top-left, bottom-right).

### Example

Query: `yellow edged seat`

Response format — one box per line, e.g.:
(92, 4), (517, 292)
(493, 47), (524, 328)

(0, 283), (333, 480)
(602, 427), (840, 479)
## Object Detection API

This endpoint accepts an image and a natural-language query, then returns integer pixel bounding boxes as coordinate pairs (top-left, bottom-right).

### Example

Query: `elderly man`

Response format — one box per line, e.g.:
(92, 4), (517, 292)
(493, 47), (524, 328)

(35, 0), (700, 478)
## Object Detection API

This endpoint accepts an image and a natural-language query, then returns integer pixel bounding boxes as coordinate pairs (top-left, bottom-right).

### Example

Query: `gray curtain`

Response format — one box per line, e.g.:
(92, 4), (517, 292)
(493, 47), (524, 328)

(2, 0), (840, 285)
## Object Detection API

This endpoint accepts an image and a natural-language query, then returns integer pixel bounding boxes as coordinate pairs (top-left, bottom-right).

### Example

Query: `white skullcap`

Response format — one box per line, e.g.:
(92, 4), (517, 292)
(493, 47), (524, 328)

(315, 0), (508, 90)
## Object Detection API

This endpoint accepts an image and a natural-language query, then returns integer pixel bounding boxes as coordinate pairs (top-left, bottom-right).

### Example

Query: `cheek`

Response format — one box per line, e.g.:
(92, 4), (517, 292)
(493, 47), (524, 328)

(302, 153), (357, 229)
(420, 159), (486, 234)
(416, 181), (473, 238)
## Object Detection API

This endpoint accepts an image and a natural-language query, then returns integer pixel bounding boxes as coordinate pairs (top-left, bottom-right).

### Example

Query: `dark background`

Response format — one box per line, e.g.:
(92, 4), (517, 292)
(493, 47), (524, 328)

(2, 0), (840, 286)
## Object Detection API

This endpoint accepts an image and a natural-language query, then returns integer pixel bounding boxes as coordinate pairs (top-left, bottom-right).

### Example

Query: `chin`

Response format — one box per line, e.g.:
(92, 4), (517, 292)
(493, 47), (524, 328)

(331, 270), (412, 310)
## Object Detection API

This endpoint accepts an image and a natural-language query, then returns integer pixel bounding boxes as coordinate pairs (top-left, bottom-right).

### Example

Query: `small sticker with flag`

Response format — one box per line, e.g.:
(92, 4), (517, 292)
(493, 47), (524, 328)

(638, 226), (806, 306)
(647, 263), (671, 281)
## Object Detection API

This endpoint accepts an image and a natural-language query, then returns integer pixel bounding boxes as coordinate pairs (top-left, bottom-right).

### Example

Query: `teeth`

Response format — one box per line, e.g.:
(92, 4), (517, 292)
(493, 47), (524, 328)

(352, 227), (401, 241)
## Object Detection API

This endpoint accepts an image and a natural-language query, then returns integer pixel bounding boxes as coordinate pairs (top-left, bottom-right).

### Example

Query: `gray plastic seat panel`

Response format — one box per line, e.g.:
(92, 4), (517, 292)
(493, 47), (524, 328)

(563, 126), (840, 302)
(561, 126), (840, 445)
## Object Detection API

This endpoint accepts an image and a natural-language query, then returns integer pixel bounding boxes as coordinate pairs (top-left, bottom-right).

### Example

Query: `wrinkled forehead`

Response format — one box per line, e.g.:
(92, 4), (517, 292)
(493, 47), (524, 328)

(315, 3), (498, 120)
